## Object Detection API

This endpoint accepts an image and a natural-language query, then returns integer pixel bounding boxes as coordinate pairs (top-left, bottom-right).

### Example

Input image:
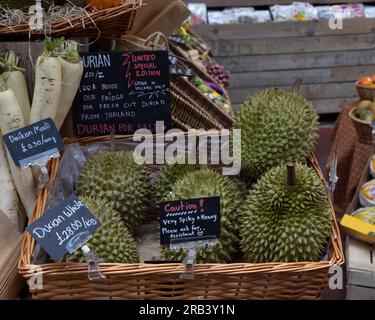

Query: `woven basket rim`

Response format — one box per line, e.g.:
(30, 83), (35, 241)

(0, 1), (142, 36)
(18, 134), (345, 279)
(355, 80), (375, 90)
(348, 107), (373, 125)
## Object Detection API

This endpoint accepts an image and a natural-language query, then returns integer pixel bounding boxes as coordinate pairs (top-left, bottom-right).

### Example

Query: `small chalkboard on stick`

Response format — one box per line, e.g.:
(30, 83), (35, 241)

(159, 197), (221, 245)
(72, 51), (171, 136)
(3, 118), (63, 168)
(26, 195), (101, 262)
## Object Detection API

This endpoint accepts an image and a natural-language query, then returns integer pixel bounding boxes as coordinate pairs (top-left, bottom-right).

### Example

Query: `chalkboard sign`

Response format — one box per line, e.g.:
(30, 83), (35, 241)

(159, 197), (221, 245)
(72, 51), (171, 136)
(26, 195), (101, 261)
(3, 118), (64, 168)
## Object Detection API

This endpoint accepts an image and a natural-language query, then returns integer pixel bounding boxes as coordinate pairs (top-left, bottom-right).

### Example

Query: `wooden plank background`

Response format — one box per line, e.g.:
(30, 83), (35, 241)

(192, 19), (375, 114)
(184, 0), (375, 7)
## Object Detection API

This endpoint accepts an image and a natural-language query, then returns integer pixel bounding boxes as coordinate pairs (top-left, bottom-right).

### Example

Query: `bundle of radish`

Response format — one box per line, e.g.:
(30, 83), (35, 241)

(30, 38), (64, 125)
(0, 51), (30, 123)
(0, 75), (36, 218)
(55, 40), (83, 130)
(30, 37), (83, 130)
(0, 141), (19, 227)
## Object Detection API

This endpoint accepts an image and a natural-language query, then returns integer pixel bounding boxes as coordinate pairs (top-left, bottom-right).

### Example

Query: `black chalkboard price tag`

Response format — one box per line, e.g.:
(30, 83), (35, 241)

(159, 197), (221, 245)
(169, 67), (194, 77)
(72, 51), (171, 136)
(3, 118), (64, 168)
(26, 195), (101, 262)
(168, 36), (185, 44)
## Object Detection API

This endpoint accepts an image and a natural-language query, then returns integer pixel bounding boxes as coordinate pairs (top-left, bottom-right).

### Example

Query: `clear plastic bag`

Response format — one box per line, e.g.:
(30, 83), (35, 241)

(188, 3), (207, 25)
(271, 2), (317, 22)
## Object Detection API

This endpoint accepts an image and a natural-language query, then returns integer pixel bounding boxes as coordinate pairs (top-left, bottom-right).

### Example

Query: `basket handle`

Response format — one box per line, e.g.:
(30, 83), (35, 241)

(145, 32), (170, 51)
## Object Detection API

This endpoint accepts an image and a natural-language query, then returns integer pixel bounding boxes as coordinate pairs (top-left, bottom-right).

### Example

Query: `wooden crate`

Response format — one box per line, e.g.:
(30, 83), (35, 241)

(0, 212), (24, 300)
(346, 237), (375, 300)
(344, 155), (375, 300)
(190, 1), (375, 114)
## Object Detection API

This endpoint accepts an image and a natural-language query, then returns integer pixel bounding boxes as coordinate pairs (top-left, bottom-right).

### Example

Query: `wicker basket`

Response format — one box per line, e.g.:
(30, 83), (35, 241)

(0, 2), (142, 39)
(168, 41), (231, 104)
(355, 81), (375, 101)
(19, 135), (344, 300)
(349, 106), (374, 144)
(171, 84), (226, 129)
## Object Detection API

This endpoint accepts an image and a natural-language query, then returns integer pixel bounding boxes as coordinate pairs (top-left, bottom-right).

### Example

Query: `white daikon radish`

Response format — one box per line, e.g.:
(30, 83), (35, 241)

(1, 51), (31, 124)
(0, 76), (36, 218)
(30, 38), (63, 125)
(55, 40), (83, 130)
(0, 140), (19, 227)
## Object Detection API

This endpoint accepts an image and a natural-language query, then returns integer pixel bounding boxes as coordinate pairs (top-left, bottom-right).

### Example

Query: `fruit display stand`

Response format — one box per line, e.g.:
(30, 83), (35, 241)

(168, 40), (232, 107)
(189, 0), (375, 114)
(18, 134), (344, 300)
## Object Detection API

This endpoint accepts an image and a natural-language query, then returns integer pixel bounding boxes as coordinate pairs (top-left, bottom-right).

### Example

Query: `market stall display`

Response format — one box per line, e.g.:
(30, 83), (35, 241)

(19, 133), (343, 300)
(0, 0), (357, 302)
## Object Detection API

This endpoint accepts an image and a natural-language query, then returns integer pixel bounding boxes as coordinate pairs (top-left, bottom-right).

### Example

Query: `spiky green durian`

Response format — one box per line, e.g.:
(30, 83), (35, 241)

(77, 150), (151, 232)
(240, 163), (332, 263)
(162, 170), (241, 263)
(62, 197), (138, 263)
(155, 161), (200, 203)
(235, 88), (319, 177)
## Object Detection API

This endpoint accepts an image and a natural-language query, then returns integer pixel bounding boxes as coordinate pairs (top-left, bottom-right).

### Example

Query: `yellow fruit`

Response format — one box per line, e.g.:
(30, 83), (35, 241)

(358, 100), (372, 110)
(359, 76), (373, 86)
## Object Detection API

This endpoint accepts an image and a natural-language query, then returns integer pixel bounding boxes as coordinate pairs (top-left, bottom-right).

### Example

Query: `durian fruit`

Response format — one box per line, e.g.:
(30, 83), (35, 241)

(162, 170), (241, 263)
(235, 88), (319, 177)
(240, 163), (332, 263)
(63, 197), (138, 263)
(154, 161), (200, 203)
(77, 150), (152, 232)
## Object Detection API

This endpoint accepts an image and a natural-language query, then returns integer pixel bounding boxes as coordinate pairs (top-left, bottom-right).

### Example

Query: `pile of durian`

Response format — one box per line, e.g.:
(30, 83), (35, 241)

(62, 88), (332, 264)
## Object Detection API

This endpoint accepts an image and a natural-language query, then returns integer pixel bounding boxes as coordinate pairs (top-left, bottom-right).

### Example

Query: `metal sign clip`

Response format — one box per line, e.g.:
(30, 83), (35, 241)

(327, 151), (339, 194)
(19, 148), (60, 190)
(81, 245), (105, 281)
(170, 239), (219, 280)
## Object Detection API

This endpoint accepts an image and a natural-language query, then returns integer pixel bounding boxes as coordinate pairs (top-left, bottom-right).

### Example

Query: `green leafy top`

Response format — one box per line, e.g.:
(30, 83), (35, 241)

(0, 51), (25, 72)
(63, 40), (80, 64)
(43, 37), (65, 59)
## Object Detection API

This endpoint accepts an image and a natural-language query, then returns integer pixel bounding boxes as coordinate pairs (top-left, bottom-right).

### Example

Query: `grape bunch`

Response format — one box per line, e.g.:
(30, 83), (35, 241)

(206, 63), (230, 87)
